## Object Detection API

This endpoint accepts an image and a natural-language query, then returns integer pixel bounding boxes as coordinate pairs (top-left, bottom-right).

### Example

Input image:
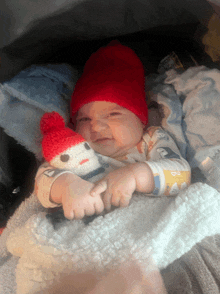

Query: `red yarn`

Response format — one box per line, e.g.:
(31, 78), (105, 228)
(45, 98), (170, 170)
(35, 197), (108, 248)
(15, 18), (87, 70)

(40, 111), (65, 135)
(40, 112), (85, 162)
(71, 40), (148, 125)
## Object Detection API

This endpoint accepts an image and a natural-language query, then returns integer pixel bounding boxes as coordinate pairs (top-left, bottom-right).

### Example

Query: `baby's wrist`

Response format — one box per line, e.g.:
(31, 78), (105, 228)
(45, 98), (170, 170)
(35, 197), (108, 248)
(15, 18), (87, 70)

(130, 163), (155, 194)
(50, 173), (76, 204)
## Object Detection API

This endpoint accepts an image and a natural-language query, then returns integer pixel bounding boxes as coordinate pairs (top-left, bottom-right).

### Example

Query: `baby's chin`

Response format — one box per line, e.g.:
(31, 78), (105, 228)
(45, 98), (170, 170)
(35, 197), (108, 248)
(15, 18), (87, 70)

(91, 142), (128, 159)
(91, 144), (116, 157)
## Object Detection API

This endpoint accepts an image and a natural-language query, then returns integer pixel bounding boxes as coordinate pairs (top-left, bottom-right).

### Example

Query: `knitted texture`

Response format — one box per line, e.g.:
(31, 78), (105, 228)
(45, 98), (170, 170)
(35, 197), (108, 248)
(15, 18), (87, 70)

(71, 40), (148, 125)
(6, 183), (220, 294)
(40, 112), (85, 162)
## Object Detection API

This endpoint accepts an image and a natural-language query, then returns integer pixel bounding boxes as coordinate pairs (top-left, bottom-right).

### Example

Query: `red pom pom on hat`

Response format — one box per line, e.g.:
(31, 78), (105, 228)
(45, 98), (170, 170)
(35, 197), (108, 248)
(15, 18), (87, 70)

(40, 111), (65, 135)
(40, 111), (85, 162)
(71, 40), (148, 125)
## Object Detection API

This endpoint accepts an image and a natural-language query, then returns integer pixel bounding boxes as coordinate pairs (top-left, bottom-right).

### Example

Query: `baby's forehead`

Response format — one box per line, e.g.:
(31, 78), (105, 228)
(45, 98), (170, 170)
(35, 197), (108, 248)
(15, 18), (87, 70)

(78, 102), (124, 116)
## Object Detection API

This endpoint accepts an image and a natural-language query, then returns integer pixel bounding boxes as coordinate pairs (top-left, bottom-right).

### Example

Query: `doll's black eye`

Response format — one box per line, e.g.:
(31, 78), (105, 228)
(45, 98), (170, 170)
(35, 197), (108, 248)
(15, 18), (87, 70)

(84, 143), (91, 150)
(60, 154), (70, 162)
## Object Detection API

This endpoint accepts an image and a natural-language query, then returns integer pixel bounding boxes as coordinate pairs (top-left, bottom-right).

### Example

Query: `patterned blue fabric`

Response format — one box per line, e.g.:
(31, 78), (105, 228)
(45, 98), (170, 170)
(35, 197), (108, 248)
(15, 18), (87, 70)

(3, 64), (77, 117)
(0, 64), (78, 159)
(146, 72), (187, 159)
(147, 66), (220, 191)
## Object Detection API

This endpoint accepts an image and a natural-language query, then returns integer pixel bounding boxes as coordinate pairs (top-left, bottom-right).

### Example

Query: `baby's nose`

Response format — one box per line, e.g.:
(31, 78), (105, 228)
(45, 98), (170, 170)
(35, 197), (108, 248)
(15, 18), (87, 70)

(91, 119), (107, 131)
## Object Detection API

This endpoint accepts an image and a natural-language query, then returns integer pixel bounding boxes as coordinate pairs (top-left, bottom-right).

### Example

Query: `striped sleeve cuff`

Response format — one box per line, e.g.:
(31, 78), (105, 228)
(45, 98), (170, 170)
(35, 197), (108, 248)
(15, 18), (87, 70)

(146, 161), (165, 196)
(145, 160), (191, 196)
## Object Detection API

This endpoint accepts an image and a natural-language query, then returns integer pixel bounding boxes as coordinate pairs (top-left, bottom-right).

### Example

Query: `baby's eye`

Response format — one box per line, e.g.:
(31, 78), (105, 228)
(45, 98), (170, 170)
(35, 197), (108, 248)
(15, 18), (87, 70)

(108, 112), (121, 117)
(60, 154), (70, 162)
(78, 117), (90, 122)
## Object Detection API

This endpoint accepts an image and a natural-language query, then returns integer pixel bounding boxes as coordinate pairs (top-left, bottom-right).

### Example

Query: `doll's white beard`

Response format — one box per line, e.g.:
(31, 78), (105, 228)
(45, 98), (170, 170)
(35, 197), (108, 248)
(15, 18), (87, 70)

(71, 155), (102, 176)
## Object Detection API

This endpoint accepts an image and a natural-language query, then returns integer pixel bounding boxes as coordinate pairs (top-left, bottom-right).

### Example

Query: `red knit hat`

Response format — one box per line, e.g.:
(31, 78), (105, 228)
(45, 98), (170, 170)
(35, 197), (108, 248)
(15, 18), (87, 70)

(40, 112), (85, 162)
(71, 40), (148, 125)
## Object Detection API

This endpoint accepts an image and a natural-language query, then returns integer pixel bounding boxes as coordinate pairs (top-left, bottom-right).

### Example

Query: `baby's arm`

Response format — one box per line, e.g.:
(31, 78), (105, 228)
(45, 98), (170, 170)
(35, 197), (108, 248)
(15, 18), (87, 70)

(35, 162), (71, 208)
(91, 127), (191, 210)
(144, 127), (191, 196)
(34, 162), (104, 219)
(91, 162), (154, 210)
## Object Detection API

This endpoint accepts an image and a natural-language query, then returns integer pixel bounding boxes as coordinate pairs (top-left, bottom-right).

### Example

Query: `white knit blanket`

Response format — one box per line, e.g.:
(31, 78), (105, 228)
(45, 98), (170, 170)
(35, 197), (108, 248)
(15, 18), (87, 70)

(5, 182), (220, 294)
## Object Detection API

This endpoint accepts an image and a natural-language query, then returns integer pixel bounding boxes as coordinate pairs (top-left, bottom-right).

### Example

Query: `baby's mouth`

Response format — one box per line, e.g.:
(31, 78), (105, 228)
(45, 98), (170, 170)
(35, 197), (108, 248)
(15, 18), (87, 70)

(95, 138), (112, 144)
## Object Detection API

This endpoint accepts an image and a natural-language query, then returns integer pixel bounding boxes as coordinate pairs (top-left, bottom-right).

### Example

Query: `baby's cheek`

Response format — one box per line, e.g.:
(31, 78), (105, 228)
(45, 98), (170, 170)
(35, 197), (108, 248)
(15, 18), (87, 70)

(117, 126), (141, 146)
(76, 125), (90, 141)
(75, 123), (82, 134)
(35, 183), (39, 194)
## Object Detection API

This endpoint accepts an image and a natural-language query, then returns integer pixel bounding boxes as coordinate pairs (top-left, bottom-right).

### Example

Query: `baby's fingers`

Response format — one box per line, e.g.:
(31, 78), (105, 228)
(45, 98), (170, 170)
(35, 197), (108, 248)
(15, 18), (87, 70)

(94, 198), (105, 215)
(90, 180), (107, 197)
(84, 204), (96, 217)
(102, 190), (113, 211)
(62, 196), (84, 220)
(112, 191), (131, 208)
(119, 193), (131, 207)
(63, 199), (74, 220)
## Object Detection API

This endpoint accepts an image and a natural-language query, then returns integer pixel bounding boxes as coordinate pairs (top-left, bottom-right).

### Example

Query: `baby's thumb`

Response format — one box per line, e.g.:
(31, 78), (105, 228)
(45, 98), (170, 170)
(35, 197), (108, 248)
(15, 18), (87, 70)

(90, 181), (107, 197)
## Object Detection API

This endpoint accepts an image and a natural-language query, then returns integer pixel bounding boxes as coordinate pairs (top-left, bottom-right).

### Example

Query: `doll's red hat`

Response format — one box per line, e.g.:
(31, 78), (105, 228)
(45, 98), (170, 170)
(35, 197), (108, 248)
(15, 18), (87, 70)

(71, 40), (148, 125)
(40, 112), (85, 162)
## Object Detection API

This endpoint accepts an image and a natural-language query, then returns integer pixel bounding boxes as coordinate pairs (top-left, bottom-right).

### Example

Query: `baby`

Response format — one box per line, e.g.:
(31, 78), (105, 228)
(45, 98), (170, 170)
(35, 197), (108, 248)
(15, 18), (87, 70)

(35, 40), (191, 220)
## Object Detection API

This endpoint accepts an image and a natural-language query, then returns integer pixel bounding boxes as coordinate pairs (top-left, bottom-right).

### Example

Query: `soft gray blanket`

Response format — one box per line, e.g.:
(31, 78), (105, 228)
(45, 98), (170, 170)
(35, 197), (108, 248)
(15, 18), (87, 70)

(3, 183), (220, 294)
(162, 235), (220, 294)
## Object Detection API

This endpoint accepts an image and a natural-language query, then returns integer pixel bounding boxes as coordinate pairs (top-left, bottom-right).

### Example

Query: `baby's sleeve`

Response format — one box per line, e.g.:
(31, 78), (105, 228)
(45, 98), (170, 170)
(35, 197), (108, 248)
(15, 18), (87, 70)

(143, 127), (191, 196)
(34, 162), (74, 208)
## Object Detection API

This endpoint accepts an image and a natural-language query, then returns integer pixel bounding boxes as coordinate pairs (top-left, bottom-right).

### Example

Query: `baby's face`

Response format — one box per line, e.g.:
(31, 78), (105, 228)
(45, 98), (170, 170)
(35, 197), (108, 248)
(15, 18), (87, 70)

(75, 101), (145, 158)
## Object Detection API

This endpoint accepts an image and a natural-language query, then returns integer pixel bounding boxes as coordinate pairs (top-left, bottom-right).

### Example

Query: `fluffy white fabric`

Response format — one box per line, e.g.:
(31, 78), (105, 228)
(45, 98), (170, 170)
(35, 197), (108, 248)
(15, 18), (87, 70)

(6, 182), (220, 294)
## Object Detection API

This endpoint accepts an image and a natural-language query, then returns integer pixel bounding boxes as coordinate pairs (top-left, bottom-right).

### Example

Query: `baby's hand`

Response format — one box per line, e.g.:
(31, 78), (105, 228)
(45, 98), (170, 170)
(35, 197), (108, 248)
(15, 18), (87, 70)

(91, 163), (155, 211)
(51, 173), (104, 220)
(91, 166), (137, 211)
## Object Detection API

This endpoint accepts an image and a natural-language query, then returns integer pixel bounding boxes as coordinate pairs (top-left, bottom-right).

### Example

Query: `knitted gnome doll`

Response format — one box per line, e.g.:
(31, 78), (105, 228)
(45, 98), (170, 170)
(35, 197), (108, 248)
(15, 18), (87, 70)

(40, 111), (108, 226)
(40, 111), (107, 181)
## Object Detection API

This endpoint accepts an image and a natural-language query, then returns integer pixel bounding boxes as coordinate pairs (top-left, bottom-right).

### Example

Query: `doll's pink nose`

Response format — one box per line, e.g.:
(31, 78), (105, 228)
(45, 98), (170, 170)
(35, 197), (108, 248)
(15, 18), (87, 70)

(80, 159), (89, 165)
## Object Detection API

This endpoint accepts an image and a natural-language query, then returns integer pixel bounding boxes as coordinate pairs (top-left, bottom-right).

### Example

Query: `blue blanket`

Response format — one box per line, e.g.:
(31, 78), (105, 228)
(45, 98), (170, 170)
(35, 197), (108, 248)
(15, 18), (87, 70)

(0, 64), (78, 159)
(147, 66), (220, 192)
